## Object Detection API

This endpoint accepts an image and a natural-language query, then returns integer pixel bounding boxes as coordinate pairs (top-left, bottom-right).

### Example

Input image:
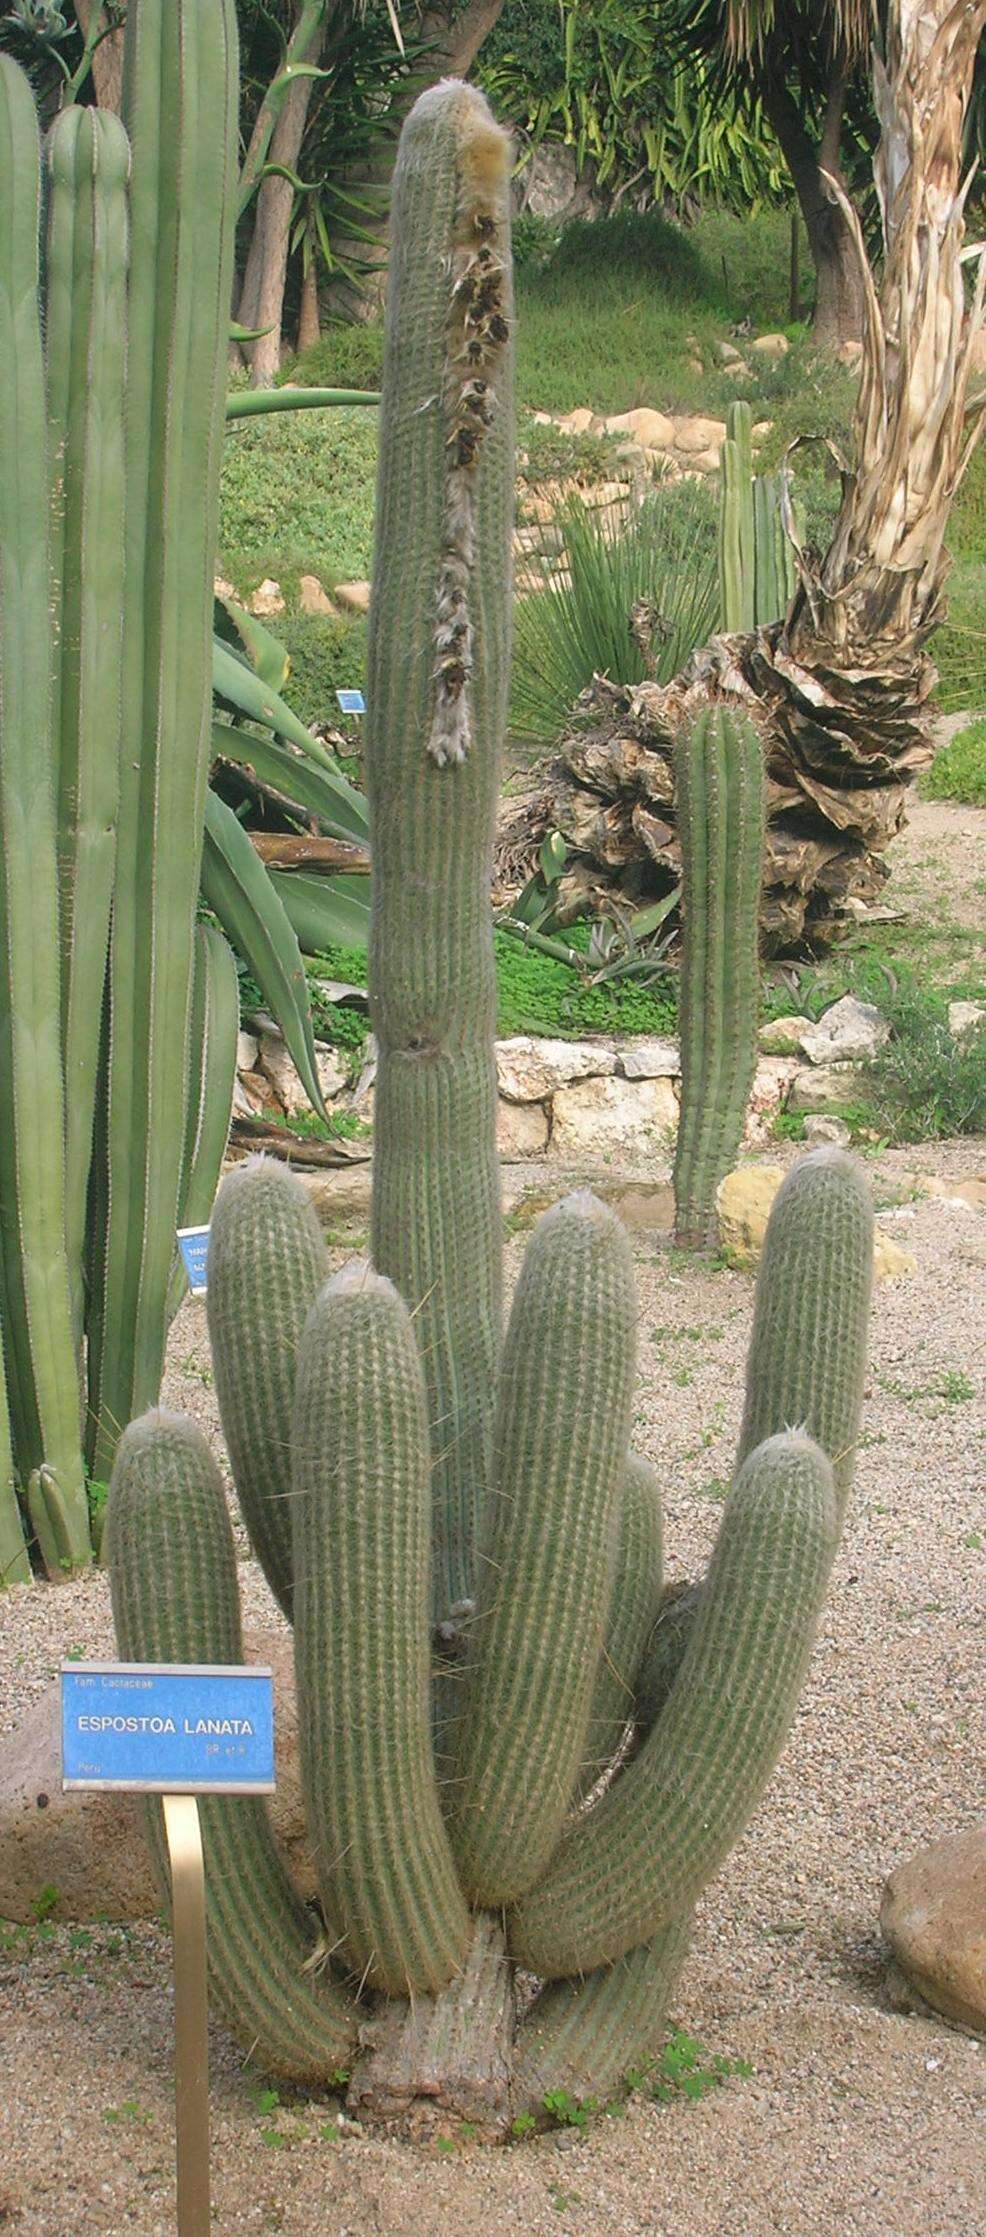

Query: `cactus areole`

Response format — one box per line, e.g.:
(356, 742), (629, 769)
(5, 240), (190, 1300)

(107, 82), (874, 2138)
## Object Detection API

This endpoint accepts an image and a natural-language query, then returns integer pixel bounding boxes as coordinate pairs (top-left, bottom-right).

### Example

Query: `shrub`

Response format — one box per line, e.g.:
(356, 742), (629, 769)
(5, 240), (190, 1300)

(921, 718), (986, 805)
(857, 983), (985, 1143)
(290, 324), (384, 393)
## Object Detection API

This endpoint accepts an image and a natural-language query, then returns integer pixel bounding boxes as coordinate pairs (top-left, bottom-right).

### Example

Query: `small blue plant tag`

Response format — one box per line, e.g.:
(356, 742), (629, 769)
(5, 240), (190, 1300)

(177, 1225), (210, 1296)
(335, 688), (365, 715)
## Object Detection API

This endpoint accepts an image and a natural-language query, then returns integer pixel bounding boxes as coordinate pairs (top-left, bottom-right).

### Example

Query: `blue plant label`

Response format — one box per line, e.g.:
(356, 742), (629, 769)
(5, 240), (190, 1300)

(177, 1224), (210, 1296)
(335, 687), (365, 715)
(60, 1664), (276, 1794)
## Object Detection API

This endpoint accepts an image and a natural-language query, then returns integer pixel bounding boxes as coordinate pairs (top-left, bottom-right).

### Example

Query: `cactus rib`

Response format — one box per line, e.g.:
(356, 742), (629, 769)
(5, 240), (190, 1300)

(450, 1193), (637, 1904)
(508, 1432), (838, 1978)
(293, 1267), (472, 1994)
(106, 1410), (358, 2080)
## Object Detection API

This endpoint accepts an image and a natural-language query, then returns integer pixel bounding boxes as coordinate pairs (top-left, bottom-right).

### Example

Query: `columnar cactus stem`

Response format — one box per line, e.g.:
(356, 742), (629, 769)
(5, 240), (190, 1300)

(578, 1453), (664, 1798)
(738, 1147), (874, 1519)
(106, 1412), (359, 2079)
(516, 1914), (691, 2109)
(450, 1194), (637, 1905)
(44, 103), (129, 1341)
(365, 80), (514, 1627)
(508, 1432), (838, 1979)
(672, 703), (765, 1250)
(207, 1158), (329, 1621)
(719, 402), (756, 633)
(0, 1346), (30, 1588)
(0, 58), (89, 1573)
(292, 1266), (472, 1994)
(87, 0), (239, 1477)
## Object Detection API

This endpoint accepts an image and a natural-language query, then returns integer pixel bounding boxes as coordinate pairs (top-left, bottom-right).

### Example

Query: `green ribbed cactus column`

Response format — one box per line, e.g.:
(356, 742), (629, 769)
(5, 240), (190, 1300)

(365, 81), (514, 1627)
(719, 401), (796, 631)
(673, 703), (765, 1250)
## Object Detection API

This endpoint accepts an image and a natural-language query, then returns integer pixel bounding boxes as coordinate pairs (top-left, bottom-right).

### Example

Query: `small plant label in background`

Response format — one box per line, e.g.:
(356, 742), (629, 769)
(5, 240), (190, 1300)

(177, 1224), (210, 1297)
(335, 688), (365, 716)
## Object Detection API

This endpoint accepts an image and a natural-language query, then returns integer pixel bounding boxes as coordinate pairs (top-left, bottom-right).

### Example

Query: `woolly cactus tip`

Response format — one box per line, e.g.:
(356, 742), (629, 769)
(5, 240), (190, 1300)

(113, 1407), (207, 1462)
(323, 1259), (402, 1306)
(215, 1152), (310, 1206)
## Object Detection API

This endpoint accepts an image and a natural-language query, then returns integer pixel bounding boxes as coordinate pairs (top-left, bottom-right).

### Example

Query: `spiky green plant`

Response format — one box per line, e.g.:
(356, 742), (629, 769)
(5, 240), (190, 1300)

(107, 81), (875, 2134)
(718, 399), (796, 632)
(672, 701), (766, 1249)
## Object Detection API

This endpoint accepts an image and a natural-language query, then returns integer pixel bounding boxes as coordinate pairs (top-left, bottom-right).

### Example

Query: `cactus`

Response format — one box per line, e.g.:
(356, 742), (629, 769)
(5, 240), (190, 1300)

(672, 702), (766, 1250)
(86, 0), (239, 1480)
(718, 400), (796, 631)
(108, 81), (874, 2132)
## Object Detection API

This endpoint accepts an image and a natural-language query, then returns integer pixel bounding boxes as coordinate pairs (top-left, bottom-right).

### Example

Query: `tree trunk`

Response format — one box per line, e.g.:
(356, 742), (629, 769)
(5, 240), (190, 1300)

(759, 53), (865, 349)
(72, 0), (125, 113)
(323, 0), (509, 322)
(237, 9), (329, 386)
(297, 232), (321, 355)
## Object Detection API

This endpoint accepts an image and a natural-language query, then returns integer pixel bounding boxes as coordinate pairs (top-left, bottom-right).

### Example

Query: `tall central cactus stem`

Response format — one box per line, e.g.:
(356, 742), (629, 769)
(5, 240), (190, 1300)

(86, 0), (238, 1477)
(365, 82), (514, 1625)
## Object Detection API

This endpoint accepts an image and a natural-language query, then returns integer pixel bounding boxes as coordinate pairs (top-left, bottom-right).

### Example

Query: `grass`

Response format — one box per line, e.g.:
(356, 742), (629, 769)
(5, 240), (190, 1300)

(921, 717), (986, 806)
(304, 929), (679, 1042)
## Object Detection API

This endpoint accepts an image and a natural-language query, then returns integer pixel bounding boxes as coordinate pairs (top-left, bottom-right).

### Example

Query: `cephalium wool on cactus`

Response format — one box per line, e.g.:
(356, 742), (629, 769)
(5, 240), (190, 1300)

(107, 75), (875, 2141)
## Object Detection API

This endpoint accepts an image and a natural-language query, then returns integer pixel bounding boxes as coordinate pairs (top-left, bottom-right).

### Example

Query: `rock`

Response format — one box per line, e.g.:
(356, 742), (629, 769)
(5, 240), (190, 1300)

(716, 1165), (786, 1267)
(751, 332), (790, 358)
(214, 575), (236, 601)
(687, 356), (704, 377)
(233, 1067), (279, 1117)
(672, 414), (727, 455)
(559, 407), (594, 435)
(721, 360), (752, 381)
(550, 1074), (677, 1161)
(872, 1231), (917, 1281)
(258, 1029), (347, 1115)
(300, 1163), (374, 1227)
(758, 1014), (814, 1056)
(717, 1163), (914, 1278)
(248, 577), (285, 617)
(495, 1036), (615, 1103)
(496, 1098), (550, 1159)
(334, 579), (371, 615)
(618, 1036), (679, 1080)
(298, 572), (333, 615)
(837, 339), (864, 368)
(0, 1632), (311, 1924)
(716, 340), (742, 365)
(745, 1057), (799, 1143)
(605, 408), (676, 452)
(752, 421), (773, 441)
(789, 1064), (859, 1115)
(689, 447), (723, 473)
(236, 1029), (259, 1072)
(804, 1114), (851, 1147)
(948, 999), (983, 1049)
(800, 994), (889, 1066)
(881, 1828), (986, 2035)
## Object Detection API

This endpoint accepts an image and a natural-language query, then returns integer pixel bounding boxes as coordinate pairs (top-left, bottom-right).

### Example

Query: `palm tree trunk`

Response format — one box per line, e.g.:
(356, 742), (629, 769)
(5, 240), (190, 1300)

(237, 4), (331, 386)
(759, 49), (865, 347)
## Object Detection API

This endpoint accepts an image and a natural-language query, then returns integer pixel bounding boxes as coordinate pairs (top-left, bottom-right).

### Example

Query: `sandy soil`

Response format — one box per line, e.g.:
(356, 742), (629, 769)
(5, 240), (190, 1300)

(1, 795), (984, 2237)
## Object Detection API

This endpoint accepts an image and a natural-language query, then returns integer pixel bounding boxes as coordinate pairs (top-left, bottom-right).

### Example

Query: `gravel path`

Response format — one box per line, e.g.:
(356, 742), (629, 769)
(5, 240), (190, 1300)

(1, 1127), (984, 2236)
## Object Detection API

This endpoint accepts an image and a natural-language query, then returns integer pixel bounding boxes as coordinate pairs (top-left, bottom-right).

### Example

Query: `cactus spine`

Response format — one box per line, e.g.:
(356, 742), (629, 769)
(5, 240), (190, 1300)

(365, 81), (514, 1626)
(87, 0), (239, 1478)
(108, 80), (875, 2134)
(672, 703), (765, 1249)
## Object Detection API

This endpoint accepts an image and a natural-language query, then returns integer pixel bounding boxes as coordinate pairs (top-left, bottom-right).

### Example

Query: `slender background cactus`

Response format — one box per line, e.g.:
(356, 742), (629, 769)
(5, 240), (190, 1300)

(108, 77), (874, 2132)
(672, 701), (766, 1249)
(718, 400), (796, 633)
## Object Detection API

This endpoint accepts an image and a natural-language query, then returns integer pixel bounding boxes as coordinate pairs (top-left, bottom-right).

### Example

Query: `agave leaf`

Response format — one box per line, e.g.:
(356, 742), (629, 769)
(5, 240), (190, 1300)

(215, 594), (290, 690)
(212, 721), (370, 843)
(269, 867), (370, 954)
(224, 386), (380, 419)
(201, 790), (327, 1117)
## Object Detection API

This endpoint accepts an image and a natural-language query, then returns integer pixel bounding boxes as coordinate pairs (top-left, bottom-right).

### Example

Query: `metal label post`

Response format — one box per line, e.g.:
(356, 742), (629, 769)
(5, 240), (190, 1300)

(163, 1795), (210, 2237)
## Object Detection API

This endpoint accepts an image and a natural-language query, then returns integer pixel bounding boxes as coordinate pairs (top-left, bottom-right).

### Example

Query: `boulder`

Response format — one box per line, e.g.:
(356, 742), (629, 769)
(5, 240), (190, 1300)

(333, 579), (371, 615)
(248, 577), (285, 617)
(745, 1057), (799, 1143)
(717, 1163), (914, 1278)
(672, 415), (727, 455)
(550, 1074), (677, 1161)
(558, 406), (595, 435)
(803, 1114), (851, 1148)
(496, 1097), (550, 1160)
(758, 1014), (814, 1056)
(689, 447), (723, 474)
(750, 332), (790, 358)
(617, 1036), (679, 1080)
(495, 1036), (615, 1103)
(0, 1632), (312, 1924)
(788, 1064), (859, 1115)
(236, 1029), (259, 1072)
(258, 1029), (347, 1115)
(800, 994), (889, 1066)
(881, 1828), (986, 2035)
(948, 999), (983, 1049)
(715, 340), (742, 365)
(604, 408), (675, 452)
(300, 1163), (373, 1227)
(298, 572), (333, 615)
